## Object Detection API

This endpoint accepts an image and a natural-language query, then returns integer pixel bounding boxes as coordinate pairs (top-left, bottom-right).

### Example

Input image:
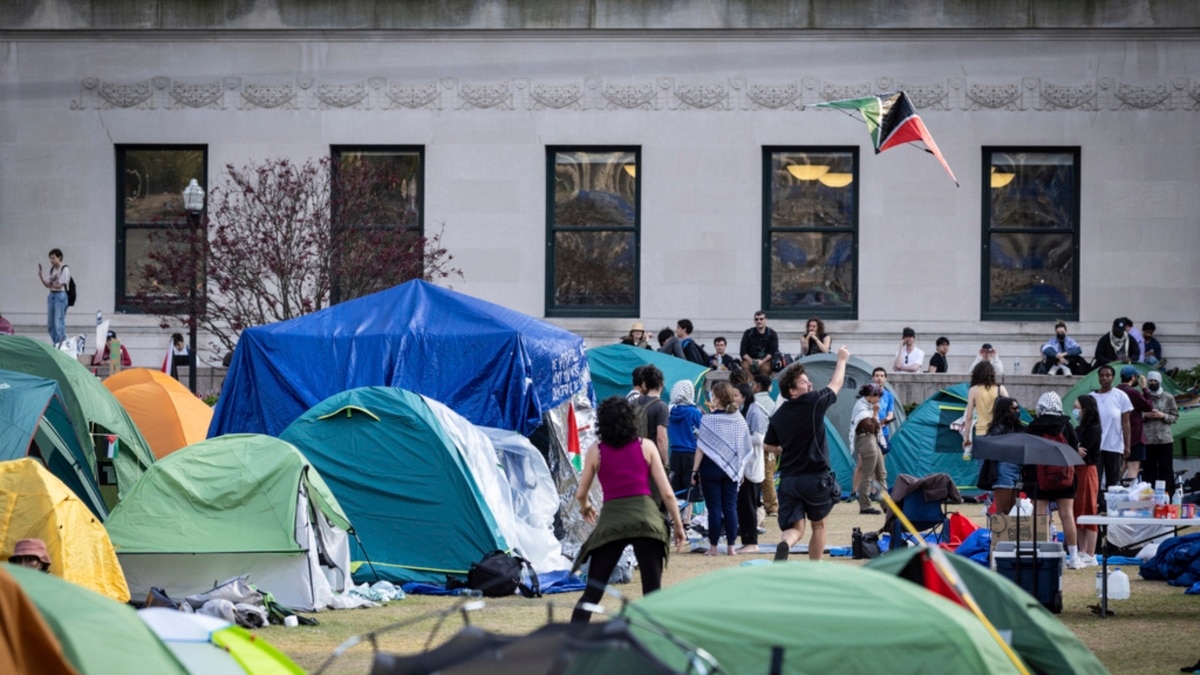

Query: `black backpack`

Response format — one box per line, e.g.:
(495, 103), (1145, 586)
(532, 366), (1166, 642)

(65, 267), (77, 307)
(681, 338), (710, 367)
(466, 550), (541, 598)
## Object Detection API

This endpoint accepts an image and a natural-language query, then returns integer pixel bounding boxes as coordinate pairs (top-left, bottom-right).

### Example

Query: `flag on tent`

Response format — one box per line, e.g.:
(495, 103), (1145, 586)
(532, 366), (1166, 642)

(567, 405), (583, 472)
(807, 90), (959, 186)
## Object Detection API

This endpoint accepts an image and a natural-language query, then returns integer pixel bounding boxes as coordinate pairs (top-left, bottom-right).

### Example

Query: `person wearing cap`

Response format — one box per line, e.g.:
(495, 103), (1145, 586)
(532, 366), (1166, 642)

(1094, 317), (1140, 366)
(1090, 364), (1133, 494)
(1116, 365), (1153, 481)
(1040, 321), (1085, 375)
(968, 343), (1005, 376)
(1142, 370), (1179, 493)
(7, 539), (51, 573)
(892, 327), (924, 373)
(619, 321), (652, 350)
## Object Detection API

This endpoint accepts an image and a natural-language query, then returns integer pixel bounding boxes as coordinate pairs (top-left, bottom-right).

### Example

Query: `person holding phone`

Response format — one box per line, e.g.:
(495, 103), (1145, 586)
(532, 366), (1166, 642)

(36, 248), (70, 345)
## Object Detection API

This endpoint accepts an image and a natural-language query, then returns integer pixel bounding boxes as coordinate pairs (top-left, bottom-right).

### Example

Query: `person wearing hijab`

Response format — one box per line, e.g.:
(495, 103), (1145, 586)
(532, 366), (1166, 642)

(1142, 370), (1179, 492)
(667, 380), (704, 495)
(735, 382), (768, 552)
(1026, 392), (1083, 568)
(691, 382), (753, 556)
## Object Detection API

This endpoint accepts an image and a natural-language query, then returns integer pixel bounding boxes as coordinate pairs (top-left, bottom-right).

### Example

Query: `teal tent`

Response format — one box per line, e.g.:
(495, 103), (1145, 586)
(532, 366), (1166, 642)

(867, 547), (1109, 675)
(105, 434), (353, 611)
(630, 561), (1025, 674)
(886, 384), (1031, 491)
(0, 336), (155, 503)
(825, 417), (857, 493)
(587, 344), (708, 403)
(0, 368), (106, 518)
(1061, 361), (1180, 414)
(280, 387), (513, 584)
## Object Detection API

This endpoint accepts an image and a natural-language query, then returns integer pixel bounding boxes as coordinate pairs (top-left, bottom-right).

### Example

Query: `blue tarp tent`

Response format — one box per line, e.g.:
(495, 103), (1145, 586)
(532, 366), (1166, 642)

(210, 280), (591, 437)
(586, 344), (709, 403)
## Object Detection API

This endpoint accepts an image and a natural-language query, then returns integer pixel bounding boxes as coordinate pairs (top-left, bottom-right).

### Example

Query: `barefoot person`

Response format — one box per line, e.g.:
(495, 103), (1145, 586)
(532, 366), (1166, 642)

(572, 396), (685, 623)
(764, 345), (850, 562)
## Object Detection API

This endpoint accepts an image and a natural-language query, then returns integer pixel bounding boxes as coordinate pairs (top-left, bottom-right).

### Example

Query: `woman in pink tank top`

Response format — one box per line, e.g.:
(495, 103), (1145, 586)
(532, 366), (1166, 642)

(571, 396), (685, 623)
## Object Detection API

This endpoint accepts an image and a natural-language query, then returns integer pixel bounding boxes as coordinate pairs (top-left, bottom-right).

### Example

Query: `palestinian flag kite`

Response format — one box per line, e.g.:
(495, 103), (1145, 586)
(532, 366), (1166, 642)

(807, 90), (959, 186)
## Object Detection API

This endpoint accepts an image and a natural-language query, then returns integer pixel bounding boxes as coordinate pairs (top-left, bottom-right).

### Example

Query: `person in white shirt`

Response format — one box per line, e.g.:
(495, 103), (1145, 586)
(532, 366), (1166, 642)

(892, 327), (925, 373)
(968, 343), (1006, 376)
(1090, 364), (1133, 492)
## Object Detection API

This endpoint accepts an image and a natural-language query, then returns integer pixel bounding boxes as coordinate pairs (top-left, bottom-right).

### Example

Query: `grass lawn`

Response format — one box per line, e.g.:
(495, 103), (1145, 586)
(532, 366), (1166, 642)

(262, 501), (1200, 674)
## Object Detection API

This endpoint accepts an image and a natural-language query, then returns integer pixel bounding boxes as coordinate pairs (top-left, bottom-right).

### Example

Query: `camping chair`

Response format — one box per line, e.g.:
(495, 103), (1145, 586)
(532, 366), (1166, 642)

(889, 492), (950, 548)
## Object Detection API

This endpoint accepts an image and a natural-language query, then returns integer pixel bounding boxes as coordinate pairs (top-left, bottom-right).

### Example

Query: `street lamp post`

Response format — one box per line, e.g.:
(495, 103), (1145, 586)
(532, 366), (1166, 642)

(182, 179), (205, 394)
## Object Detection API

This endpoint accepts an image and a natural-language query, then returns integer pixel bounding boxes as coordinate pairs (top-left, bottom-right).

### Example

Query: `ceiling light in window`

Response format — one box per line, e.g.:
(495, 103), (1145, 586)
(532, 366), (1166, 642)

(817, 173), (853, 188)
(623, 164), (636, 178)
(990, 167), (1015, 188)
(786, 164), (830, 181)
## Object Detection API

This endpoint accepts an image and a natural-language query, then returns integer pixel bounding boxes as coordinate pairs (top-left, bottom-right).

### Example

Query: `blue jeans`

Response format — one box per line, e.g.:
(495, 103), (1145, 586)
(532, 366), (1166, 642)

(698, 457), (739, 547)
(47, 291), (67, 345)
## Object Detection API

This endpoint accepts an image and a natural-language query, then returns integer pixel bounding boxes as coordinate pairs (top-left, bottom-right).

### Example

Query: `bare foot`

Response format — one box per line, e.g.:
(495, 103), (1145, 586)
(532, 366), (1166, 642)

(727, 547), (739, 556)
(738, 545), (760, 554)
(704, 547), (720, 557)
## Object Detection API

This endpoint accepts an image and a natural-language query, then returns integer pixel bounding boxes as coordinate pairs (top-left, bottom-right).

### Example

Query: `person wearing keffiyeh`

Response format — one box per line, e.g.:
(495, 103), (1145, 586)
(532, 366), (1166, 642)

(691, 382), (752, 556)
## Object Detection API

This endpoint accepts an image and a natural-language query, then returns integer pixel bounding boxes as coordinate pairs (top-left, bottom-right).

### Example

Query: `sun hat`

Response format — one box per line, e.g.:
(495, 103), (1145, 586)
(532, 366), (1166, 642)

(630, 321), (644, 332)
(9, 538), (51, 564)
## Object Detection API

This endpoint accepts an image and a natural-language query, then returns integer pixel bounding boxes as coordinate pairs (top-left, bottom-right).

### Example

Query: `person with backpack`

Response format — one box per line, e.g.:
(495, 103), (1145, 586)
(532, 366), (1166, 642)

(36, 248), (71, 346)
(691, 382), (752, 556)
(1025, 392), (1083, 569)
(631, 365), (669, 465)
(571, 396), (685, 624)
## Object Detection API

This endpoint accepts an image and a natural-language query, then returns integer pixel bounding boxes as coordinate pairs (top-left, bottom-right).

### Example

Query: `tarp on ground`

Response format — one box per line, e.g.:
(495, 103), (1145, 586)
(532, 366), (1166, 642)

(1061, 361), (1180, 414)
(867, 547), (1110, 675)
(0, 369), (106, 518)
(104, 434), (352, 611)
(281, 387), (569, 585)
(586, 343), (709, 403)
(6, 563), (188, 675)
(103, 368), (213, 460)
(210, 279), (591, 438)
(630, 561), (1024, 674)
(0, 459), (129, 602)
(0, 336), (155, 501)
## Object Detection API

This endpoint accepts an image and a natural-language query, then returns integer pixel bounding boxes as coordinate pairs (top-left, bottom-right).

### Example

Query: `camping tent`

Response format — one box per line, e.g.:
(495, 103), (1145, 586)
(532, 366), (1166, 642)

(139, 608), (303, 674)
(0, 458), (129, 602)
(867, 547), (1109, 675)
(104, 434), (353, 611)
(1173, 407), (1200, 457)
(630, 561), (1025, 674)
(797, 353), (907, 443)
(825, 417), (857, 493)
(103, 368), (213, 460)
(0, 336), (155, 502)
(1061, 361), (1180, 414)
(211, 279), (591, 438)
(586, 344), (709, 403)
(886, 384), (1032, 491)
(5, 564), (189, 675)
(0, 368), (107, 518)
(281, 386), (569, 585)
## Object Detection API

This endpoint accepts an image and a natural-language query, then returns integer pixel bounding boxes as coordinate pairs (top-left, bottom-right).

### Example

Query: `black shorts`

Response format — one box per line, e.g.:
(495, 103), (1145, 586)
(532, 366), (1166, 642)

(777, 471), (838, 528)
(1127, 443), (1146, 462)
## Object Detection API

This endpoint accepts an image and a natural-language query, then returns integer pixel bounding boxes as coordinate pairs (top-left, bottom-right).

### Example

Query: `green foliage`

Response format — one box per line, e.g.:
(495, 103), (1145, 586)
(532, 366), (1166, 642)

(1171, 364), (1200, 391)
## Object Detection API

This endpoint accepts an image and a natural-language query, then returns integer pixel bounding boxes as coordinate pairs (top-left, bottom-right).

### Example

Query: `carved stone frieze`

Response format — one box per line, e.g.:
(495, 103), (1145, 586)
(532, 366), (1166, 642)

(529, 83), (584, 110)
(671, 82), (729, 110)
(744, 83), (800, 110)
(97, 80), (155, 109)
(458, 82), (513, 110)
(1112, 82), (1172, 110)
(599, 82), (657, 109)
(1036, 81), (1096, 111)
(899, 83), (949, 110)
(963, 82), (1024, 110)
(315, 83), (369, 109)
(1186, 82), (1200, 111)
(168, 81), (223, 109)
(819, 82), (873, 103)
(384, 82), (440, 110)
(240, 83), (298, 110)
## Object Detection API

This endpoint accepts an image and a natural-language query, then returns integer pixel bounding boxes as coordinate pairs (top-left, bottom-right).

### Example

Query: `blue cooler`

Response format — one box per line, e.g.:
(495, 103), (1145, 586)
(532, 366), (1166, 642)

(993, 541), (1064, 613)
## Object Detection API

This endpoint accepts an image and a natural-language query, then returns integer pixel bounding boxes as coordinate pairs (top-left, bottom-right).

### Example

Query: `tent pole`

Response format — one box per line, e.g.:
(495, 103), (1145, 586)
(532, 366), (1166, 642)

(352, 530), (382, 583)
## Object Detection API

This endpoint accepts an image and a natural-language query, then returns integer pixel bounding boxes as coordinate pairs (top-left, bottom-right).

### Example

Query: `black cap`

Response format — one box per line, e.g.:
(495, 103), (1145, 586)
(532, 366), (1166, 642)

(981, 343), (993, 350)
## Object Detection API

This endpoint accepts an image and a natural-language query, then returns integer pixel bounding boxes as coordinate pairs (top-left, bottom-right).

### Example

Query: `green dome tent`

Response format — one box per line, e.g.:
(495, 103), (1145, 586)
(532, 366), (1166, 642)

(586, 343), (709, 403)
(105, 434), (353, 611)
(0, 368), (106, 518)
(1173, 407), (1200, 457)
(0, 336), (154, 505)
(867, 547), (1109, 675)
(630, 561), (1025, 674)
(1061, 361), (1180, 414)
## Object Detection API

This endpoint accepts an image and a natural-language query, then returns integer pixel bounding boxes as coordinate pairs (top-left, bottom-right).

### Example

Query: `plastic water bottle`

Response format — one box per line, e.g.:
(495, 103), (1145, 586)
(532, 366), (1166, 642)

(1153, 480), (1169, 518)
(1049, 519), (1058, 543)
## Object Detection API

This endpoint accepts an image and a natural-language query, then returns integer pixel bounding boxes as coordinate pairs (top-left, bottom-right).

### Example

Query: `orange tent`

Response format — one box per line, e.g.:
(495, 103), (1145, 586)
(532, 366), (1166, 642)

(103, 369), (213, 460)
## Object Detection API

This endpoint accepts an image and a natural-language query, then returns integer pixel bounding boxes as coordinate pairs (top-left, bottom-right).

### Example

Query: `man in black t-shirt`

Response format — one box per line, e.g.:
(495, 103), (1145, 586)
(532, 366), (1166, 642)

(632, 365), (669, 466)
(739, 310), (780, 376)
(928, 336), (950, 373)
(764, 345), (850, 562)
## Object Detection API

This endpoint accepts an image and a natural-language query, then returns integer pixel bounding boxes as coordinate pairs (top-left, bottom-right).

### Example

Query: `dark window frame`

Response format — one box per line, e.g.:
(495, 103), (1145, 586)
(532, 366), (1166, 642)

(544, 145), (641, 318)
(115, 144), (208, 313)
(329, 145), (425, 235)
(761, 146), (859, 320)
(979, 146), (1081, 322)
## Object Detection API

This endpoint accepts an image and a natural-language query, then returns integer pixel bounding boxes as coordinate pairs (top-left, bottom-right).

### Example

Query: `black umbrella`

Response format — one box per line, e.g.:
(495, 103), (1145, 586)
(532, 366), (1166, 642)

(971, 433), (1083, 467)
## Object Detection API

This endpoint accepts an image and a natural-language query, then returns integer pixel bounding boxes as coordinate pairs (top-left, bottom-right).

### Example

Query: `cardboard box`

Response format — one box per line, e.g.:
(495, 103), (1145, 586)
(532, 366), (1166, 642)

(989, 514), (1051, 543)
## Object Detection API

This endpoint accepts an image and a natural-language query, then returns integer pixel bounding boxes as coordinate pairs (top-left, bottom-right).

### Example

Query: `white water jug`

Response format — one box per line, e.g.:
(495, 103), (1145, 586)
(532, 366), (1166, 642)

(1097, 567), (1131, 600)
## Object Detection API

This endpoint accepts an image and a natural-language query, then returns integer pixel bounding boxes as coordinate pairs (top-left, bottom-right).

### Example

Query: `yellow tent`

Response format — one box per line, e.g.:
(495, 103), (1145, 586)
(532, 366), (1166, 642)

(0, 459), (130, 602)
(103, 369), (213, 460)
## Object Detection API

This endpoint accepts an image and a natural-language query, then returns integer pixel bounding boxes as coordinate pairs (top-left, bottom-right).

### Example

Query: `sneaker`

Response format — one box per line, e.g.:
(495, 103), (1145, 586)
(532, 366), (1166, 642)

(774, 542), (790, 562)
(1065, 556), (1086, 570)
(1079, 553), (1099, 568)
(859, 507), (882, 515)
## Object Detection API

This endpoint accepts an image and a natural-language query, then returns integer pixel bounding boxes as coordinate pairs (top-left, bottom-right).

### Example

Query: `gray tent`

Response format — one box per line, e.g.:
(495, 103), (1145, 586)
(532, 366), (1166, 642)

(792, 353), (907, 441)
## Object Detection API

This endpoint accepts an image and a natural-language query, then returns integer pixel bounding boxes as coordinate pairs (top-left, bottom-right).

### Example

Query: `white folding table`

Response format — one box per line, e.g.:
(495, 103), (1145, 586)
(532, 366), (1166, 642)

(1076, 515), (1200, 617)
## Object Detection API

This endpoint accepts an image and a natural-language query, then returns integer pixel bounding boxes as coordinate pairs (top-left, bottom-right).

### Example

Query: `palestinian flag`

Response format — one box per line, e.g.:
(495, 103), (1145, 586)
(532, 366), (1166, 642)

(807, 90), (959, 186)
